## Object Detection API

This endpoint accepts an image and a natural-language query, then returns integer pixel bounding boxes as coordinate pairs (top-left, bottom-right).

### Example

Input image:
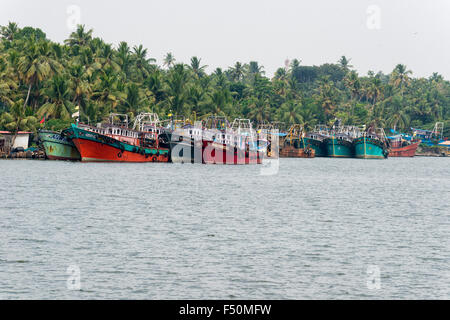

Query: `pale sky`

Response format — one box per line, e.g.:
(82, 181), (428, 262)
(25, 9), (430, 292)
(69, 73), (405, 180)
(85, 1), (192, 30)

(2, 0), (450, 79)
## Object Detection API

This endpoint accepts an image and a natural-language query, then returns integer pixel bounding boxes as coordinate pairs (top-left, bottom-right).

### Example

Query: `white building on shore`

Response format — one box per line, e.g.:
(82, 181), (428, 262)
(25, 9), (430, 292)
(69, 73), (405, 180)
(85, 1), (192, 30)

(0, 131), (31, 152)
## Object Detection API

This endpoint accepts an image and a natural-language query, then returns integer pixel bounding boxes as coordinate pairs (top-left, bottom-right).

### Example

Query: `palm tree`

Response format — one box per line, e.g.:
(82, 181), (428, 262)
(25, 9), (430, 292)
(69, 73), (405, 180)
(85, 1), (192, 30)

(365, 77), (383, 106)
(208, 88), (231, 116)
(229, 62), (245, 82)
(386, 96), (409, 130)
(132, 44), (156, 80)
(91, 69), (126, 115)
(17, 41), (62, 110)
(0, 81), (14, 107)
(163, 52), (175, 69)
(96, 43), (120, 71)
(0, 99), (38, 146)
(122, 83), (147, 113)
(248, 96), (271, 123)
(298, 105), (317, 130)
(166, 64), (188, 115)
(0, 57), (16, 107)
(0, 22), (19, 41)
(273, 78), (289, 99)
(339, 56), (352, 72)
(189, 56), (207, 78)
(389, 110), (410, 131)
(65, 25), (93, 47)
(344, 71), (361, 100)
(187, 85), (207, 117)
(212, 68), (229, 89)
(76, 46), (101, 76)
(247, 61), (264, 76)
(68, 63), (91, 109)
(391, 64), (412, 97)
(315, 77), (339, 119)
(429, 72), (443, 83)
(273, 67), (288, 81)
(277, 100), (303, 124)
(38, 77), (74, 120)
(144, 70), (165, 104)
(290, 59), (301, 70)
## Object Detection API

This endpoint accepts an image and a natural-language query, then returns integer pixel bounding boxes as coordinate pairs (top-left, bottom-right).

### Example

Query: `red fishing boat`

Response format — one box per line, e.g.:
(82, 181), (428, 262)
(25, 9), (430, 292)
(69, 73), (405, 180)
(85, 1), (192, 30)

(389, 142), (420, 157)
(202, 140), (262, 164)
(168, 117), (265, 164)
(63, 113), (170, 162)
(388, 135), (420, 157)
(202, 118), (264, 165)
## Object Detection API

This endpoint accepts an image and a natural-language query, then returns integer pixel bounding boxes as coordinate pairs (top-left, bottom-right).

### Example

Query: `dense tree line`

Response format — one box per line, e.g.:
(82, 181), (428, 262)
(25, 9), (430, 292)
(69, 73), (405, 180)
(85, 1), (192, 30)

(0, 22), (449, 136)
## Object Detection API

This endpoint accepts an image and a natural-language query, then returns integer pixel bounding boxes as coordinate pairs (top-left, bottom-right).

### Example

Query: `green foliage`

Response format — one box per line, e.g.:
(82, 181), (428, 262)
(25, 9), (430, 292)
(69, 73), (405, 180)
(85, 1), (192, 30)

(16, 27), (46, 41)
(42, 118), (73, 132)
(0, 22), (449, 136)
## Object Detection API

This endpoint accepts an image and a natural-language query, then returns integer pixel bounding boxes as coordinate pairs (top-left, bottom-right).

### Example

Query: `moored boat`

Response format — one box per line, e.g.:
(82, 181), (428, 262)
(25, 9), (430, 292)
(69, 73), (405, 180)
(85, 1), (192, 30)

(323, 136), (353, 158)
(411, 122), (444, 147)
(38, 130), (81, 161)
(279, 125), (315, 158)
(168, 122), (203, 164)
(279, 145), (315, 158)
(256, 121), (286, 158)
(202, 118), (264, 165)
(62, 114), (170, 162)
(387, 135), (420, 157)
(323, 125), (359, 158)
(389, 142), (420, 157)
(298, 125), (329, 157)
(353, 127), (389, 159)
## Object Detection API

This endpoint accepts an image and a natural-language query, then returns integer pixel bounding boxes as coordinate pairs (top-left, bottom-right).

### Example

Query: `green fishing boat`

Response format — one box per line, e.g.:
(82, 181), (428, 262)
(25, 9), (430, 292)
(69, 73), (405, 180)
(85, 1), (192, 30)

(38, 130), (81, 161)
(298, 125), (329, 157)
(353, 129), (389, 159)
(323, 136), (354, 157)
(323, 125), (362, 158)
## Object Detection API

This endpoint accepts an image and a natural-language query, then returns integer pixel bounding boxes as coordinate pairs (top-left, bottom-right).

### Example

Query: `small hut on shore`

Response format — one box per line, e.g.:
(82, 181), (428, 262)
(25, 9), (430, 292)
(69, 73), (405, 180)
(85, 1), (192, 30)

(0, 131), (31, 153)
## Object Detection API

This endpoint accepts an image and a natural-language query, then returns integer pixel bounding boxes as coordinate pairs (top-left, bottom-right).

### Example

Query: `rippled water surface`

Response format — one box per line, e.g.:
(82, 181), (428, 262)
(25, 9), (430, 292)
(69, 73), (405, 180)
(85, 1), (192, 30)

(0, 158), (449, 299)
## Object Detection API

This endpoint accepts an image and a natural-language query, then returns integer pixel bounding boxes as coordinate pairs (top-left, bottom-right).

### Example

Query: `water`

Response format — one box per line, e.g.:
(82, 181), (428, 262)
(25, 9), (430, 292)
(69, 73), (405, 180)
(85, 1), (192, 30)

(0, 158), (449, 299)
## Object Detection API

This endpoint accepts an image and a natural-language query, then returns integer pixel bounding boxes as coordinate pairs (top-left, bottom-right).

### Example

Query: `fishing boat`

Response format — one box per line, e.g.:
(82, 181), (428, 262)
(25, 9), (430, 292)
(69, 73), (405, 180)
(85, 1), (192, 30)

(202, 118), (264, 165)
(166, 116), (227, 164)
(298, 124), (329, 157)
(134, 112), (171, 149)
(387, 134), (420, 157)
(411, 122), (444, 146)
(353, 127), (389, 159)
(62, 113), (170, 162)
(256, 121), (286, 158)
(38, 130), (81, 161)
(323, 124), (358, 158)
(279, 124), (315, 158)
(168, 121), (204, 164)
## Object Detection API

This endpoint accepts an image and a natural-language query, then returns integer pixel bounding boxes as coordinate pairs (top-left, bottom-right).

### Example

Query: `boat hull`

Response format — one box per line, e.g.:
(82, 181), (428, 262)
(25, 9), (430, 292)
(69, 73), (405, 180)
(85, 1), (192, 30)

(324, 138), (353, 158)
(299, 137), (326, 157)
(389, 142), (419, 157)
(202, 141), (262, 165)
(65, 125), (169, 163)
(39, 130), (81, 161)
(169, 139), (203, 164)
(279, 145), (315, 158)
(353, 137), (388, 159)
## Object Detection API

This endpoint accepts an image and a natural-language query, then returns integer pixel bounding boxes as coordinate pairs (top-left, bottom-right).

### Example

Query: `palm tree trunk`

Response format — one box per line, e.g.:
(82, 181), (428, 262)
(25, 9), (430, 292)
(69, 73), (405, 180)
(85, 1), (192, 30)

(11, 116), (22, 151)
(23, 84), (32, 109)
(11, 84), (32, 150)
